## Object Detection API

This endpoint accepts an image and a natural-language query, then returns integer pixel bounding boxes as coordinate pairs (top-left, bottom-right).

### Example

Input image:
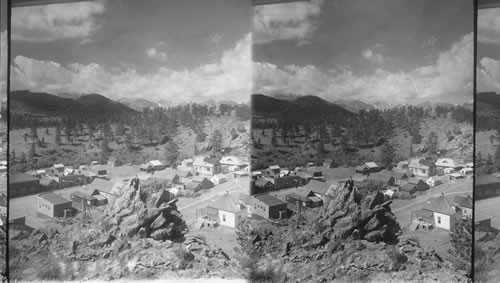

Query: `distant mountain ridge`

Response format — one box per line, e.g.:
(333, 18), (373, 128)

(10, 90), (137, 116)
(252, 94), (355, 120)
(477, 92), (500, 116)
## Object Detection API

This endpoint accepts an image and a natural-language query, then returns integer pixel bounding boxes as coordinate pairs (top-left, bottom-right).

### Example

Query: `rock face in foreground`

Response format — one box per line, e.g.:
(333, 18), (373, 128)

(102, 183), (188, 241)
(316, 181), (401, 243)
(242, 182), (467, 282)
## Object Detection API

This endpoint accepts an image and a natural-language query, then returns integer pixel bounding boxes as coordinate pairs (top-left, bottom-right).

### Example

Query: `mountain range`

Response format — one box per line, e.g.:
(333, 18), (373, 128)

(252, 94), (355, 120)
(477, 92), (500, 116)
(10, 90), (137, 116)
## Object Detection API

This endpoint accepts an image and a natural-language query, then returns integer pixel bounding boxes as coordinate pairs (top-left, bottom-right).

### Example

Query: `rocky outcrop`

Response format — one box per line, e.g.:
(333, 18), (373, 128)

(101, 183), (188, 241)
(316, 181), (401, 243)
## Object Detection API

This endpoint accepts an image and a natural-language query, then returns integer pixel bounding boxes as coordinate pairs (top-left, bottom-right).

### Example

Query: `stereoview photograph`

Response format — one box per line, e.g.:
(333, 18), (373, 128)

(8, 0), (251, 281)
(247, 0), (473, 281)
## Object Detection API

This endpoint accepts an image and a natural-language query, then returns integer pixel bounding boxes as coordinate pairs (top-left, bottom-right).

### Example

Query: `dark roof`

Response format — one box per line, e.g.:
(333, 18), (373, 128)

(366, 172), (393, 183)
(255, 178), (273, 187)
(407, 178), (424, 185)
(193, 176), (210, 183)
(401, 184), (416, 192)
(39, 192), (71, 205)
(287, 192), (311, 203)
(71, 191), (97, 201)
(302, 180), (332, 195)
(422, 195), (455, 215)
(185, 182), (201, 190)
(207, 193), (240, 213)
(453, 195), (472, 209)
(176, 170), (192, 178)
(254, 193), (286, 207)
(390, 171), (408, 180)
(204, 158), (220, 165)
(10, 173), (39, 184)
(87, 178), (116, 194)
(476, 175), (500, 186)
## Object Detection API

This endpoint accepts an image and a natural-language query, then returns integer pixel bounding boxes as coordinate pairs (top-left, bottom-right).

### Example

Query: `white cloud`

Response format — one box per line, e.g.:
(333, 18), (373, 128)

(478, 8), (500, 45)
(478, 57), (500, 93)
(362, 49), (384, 64)
(11, 33), (251, 103)
(145, 47), (168, 62)
(12, 1), (105, 43)
(253, 0), (323, 44)
(254, 33), (473, 104)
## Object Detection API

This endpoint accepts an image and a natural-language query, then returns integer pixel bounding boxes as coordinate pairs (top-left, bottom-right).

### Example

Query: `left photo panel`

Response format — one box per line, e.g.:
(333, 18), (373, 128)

(8, 0), (251, 281)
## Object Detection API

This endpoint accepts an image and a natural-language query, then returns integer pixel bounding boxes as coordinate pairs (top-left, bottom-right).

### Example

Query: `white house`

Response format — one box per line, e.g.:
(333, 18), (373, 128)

(203, 192), (243, 228)
(220, 156), (245, 167)
(211, 174), (227, 185)
(435, 158), (457, 169)
(421, 195), (458, 230)
(460, 167), (473, 177)
(426, 176), (444, 187)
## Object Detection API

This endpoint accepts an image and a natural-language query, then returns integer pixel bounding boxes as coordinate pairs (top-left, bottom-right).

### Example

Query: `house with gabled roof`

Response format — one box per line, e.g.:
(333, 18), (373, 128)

(364, 162), (380, 173)
(150, 168), (179, 186)
(355, 164), (370, 175)
(220, 156), (245, 168)
(199, 192), (244, 228)
(452, 195), (472, 219)
(366, 172), (395, 188)
(420, 194), (459, 230)
(268, 165), (281, 175)
(193, 156), (221, 175)
(86, 178), (118, 201)
(408, 159), (437, 178)
(53, 164), (65, 174)
(192, 176), (214, 190)
(426, 175), (445, 187)
(40, 176), (59, 191)
(211, 173), (227, 185)
(406, 178), (430, 192)
(390, 171), (409, 186)
(185, 182), (202, 193)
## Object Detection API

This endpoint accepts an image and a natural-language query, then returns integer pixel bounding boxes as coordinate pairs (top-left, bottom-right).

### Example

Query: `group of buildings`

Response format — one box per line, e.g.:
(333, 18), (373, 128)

(10, 154), (251, 227)
(243, 156), (472, 231)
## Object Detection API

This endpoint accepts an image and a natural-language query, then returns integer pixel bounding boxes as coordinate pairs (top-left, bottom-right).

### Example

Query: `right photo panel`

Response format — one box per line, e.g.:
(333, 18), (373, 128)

(475, 2), (500, 282)
(249, 0), (473, 281)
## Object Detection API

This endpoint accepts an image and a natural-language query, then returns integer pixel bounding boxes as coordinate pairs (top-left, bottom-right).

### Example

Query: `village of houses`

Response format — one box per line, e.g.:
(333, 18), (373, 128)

(7, 151), (474, 258)
(9, 153), (255, 254)
(246, 156), (472, 254)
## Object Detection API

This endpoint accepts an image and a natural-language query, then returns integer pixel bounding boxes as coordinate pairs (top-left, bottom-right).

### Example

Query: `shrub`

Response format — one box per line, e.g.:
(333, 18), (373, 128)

(173, 244), (194, 269)
(38, 265), (62, 280)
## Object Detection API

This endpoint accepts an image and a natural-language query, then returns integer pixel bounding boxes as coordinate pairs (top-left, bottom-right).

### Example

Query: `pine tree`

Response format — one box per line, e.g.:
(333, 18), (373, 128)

(448, 218), (472, 273)
(165, 141), (179, 167)
(55, 130), (61, 146)
(380, 142), (395, 169)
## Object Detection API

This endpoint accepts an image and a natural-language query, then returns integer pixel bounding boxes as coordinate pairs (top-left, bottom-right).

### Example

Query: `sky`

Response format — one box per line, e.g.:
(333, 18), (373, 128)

(253, 0), (473, 105)
(477, 7), (500, 94)
(10, 0), (251, 103)
(0, 0), (7, 101)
